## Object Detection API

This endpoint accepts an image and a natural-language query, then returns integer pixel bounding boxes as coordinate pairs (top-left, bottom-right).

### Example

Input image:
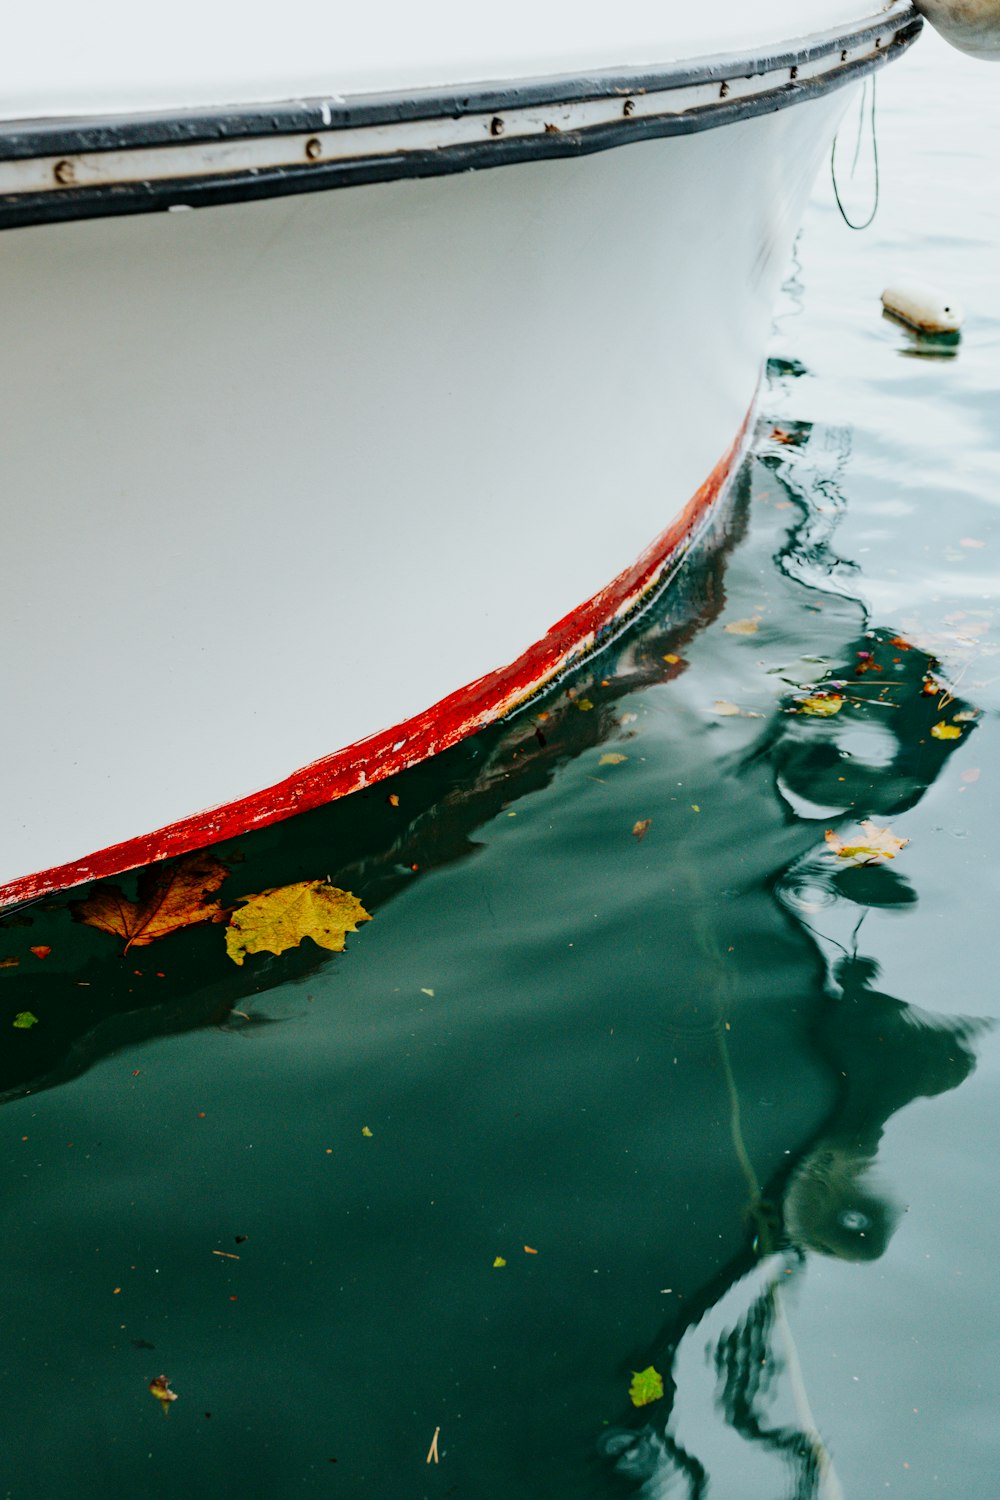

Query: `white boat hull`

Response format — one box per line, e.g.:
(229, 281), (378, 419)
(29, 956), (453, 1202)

(0, 11), (919, 905)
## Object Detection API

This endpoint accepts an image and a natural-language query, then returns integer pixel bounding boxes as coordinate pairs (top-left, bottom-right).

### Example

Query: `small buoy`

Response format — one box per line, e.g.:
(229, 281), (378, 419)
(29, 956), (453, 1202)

(881, 280), (964, 336)
(915, 0), (1000, 60)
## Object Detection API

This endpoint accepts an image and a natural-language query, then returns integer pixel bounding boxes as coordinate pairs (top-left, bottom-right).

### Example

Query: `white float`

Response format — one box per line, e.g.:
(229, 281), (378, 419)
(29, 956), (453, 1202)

(916, 0), (1000, 58)
(882, 280), (965, 333)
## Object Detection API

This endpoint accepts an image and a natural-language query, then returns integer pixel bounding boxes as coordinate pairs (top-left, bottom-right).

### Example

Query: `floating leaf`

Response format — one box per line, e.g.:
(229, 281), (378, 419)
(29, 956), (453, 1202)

(0, 957), (19, 970)
(599, 753), (628, 766)
(29, 945), (52, 960)
(149, 1375), (178, 1415)
(493, 1256), (506, 1268)
(713, 700), (742, 716)
(73, 854), (229, 952)
(632, 819), (652, 841)
(576, 698), (594, 712)
(724, 617), (760, 636)
(825, 822), (909, 863)
(224, 880), (371, 966)
(361, 1126), (373, 1137)
(629, 1366), (664, 1408)
(931, 721), (962, 740)
(12, 1011), (38, 1029)
(662, 653), (680, 665)
(523, 1246), (538, 1255)
(798, 694), (844, 717)
(961, 768), (981, 783)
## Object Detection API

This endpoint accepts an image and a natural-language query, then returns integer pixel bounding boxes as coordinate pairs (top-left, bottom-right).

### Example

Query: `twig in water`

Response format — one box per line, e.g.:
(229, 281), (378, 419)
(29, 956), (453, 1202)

(426, 1426), (440, 1464)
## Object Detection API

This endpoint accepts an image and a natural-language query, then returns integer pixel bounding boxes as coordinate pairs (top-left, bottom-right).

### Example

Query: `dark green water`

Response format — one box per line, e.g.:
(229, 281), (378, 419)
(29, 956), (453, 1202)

(2, 36), (998, 1500)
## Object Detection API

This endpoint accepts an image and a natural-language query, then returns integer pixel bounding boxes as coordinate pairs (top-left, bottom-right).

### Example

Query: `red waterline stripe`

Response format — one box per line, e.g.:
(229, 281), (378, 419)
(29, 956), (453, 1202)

(1, 416), (751, 910)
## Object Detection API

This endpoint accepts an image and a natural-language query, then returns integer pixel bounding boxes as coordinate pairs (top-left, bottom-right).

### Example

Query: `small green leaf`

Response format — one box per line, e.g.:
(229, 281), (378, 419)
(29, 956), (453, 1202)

(13, 1011), (39, 1029)
(493, 1256), (506, 1268)
(629, 1366), (664, 1408)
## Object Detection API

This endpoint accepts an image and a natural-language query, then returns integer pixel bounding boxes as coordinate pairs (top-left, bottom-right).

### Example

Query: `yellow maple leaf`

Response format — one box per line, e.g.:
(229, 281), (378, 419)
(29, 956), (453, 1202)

(73, 854), (229, 952)
(798, 694), (844, 717)
(225, 879), (371, 966)
(824, 821), (909, 862)
(148, 1375), (178, 1415)
(931, 721), (962, 740)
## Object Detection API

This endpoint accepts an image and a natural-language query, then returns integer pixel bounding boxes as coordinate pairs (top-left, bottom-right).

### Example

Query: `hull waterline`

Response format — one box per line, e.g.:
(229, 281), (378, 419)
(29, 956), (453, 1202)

(0, 8), (920, 907)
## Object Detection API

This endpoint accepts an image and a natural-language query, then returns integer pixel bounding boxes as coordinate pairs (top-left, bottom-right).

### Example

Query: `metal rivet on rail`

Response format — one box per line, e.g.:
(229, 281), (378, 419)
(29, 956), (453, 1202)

(304, 137), (323, 161)
(623, 98), (636, 117)
(53, 159), (75, 186)
(490, 116), (505, 137)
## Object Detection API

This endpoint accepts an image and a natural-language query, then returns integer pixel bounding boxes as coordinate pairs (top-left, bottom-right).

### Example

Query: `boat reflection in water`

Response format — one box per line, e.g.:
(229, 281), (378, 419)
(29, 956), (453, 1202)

(0, 426), (989, 1496)
(601, 941), (984, 1498)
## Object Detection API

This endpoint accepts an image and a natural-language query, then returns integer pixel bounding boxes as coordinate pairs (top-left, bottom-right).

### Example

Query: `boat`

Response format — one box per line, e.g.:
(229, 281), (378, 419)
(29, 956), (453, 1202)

(0, 2), (928, 908)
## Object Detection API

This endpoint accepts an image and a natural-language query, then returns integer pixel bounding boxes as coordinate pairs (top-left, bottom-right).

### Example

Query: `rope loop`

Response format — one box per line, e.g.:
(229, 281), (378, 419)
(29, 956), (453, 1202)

(831, 76), (880, 231)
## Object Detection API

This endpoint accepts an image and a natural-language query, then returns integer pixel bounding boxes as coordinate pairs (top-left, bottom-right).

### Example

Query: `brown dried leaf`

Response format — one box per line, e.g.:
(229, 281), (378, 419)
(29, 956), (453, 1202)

(632, 819), (652, 842)
(73, 854), (230, 953)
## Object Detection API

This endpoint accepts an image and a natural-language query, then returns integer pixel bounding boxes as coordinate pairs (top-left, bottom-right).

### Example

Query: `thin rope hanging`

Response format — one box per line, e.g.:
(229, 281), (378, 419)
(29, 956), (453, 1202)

(831, 76), (880, 230)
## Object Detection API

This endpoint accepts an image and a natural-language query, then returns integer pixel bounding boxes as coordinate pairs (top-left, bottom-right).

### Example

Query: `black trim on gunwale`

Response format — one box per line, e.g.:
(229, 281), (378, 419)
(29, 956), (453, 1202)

(0, 9), (921, 231)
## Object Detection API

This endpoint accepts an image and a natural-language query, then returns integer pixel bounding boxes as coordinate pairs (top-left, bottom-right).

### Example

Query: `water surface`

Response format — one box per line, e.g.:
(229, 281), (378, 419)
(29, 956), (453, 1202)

(2, 32), (998, 1499)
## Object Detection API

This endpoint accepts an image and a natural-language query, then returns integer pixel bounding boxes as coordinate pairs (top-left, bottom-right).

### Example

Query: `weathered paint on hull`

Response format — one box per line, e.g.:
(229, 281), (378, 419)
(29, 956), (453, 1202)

(0, 422), (748, 909)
